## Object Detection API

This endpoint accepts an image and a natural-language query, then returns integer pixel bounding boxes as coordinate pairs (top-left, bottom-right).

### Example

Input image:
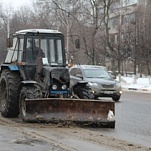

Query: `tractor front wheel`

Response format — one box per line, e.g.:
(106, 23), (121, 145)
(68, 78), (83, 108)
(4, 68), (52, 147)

(19, 86), (42, 121)
(73, 87), (94, 99)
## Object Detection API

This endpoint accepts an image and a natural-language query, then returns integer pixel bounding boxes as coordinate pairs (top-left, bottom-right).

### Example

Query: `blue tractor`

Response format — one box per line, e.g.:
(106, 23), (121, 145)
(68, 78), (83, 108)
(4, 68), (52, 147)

(0, 29), (115, 128)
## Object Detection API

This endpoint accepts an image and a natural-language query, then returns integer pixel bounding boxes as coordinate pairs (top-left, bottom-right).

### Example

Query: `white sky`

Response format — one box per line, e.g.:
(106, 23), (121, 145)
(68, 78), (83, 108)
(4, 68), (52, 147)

(0, 0), (33, 10)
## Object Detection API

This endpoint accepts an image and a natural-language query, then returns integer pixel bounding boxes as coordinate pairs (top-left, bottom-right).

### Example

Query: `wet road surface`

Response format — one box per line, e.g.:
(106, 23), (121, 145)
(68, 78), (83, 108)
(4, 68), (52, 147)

(0, 91), (151, 151)
(99, 91), (151, 148)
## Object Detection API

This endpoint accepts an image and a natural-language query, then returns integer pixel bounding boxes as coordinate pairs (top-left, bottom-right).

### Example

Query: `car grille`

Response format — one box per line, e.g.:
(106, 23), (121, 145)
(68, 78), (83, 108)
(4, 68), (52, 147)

(101, 84), (114, 88)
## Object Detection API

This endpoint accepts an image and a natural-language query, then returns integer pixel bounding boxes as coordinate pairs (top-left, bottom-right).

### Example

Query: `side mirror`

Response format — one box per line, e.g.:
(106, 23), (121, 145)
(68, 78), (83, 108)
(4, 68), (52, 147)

(6, 38), (13, 48)
(75, 39), (80, 49)
(76, 74), (82, 79)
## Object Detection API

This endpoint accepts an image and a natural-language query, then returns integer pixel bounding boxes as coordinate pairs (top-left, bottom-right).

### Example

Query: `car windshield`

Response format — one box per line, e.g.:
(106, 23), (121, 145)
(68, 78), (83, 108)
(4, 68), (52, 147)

(83, 68), (111, 79)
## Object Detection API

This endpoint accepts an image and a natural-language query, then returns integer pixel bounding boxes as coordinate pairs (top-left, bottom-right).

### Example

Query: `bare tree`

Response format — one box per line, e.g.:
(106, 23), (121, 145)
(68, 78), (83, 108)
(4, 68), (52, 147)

(136, 1), (151, 77)
(0, 4), (13, 62)
(102, 0), (122, 75)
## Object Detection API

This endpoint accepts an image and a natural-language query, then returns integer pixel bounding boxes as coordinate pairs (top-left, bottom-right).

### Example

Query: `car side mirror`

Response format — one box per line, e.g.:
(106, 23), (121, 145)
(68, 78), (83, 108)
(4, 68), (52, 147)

(112, 75), (116, 79)
(108, 71), (116, 79)
(76, 74), (83, 79)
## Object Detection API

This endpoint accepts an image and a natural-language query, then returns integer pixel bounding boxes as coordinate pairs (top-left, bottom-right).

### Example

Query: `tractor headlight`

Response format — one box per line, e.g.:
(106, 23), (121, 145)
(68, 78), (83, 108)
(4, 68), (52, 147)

(52, 85), (57, 90)
(62, 85), (67, 90)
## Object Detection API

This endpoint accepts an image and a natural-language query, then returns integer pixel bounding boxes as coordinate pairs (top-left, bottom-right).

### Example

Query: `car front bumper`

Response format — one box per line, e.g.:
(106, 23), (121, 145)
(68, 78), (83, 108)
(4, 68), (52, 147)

(93, 91), (122, 97)
(91, 87), (122, 98)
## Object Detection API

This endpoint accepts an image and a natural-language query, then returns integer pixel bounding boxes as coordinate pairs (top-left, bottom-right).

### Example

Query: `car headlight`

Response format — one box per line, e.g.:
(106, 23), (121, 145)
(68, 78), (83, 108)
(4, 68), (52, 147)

(52, 85), (57, 90)
(62, 85), (67, 90)
(88, 82), (99, 86)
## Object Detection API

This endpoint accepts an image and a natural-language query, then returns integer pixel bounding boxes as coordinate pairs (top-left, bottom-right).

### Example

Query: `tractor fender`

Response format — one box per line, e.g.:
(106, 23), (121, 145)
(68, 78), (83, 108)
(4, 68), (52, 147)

(18, 81), (38, 93)
(73, 80), (88, 87)
(0, 64), (27, 80)
(0, 64), (19, 77)
(0, 64), (19, 73)
(70, 80), (89, 93)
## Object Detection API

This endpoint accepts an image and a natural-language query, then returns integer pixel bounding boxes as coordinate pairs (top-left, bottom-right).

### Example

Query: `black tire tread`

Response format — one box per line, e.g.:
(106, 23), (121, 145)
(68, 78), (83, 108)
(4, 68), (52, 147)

(81, 88), (94, 99)
(0, 69), (21, 117)
(74, 86), (94, 99)
(19, 86), (42, 121)
(112, 95), (120, 102)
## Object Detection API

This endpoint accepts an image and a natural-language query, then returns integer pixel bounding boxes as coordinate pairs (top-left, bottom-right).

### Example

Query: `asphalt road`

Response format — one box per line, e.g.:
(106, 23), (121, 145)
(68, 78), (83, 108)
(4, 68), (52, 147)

(0, 91), (151, 151)
(98, 91), (151, 148)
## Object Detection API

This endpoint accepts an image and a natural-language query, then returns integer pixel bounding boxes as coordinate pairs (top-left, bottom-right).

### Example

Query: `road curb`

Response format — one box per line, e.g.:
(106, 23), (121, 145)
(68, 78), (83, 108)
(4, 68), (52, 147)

(122, 87), (151, 93)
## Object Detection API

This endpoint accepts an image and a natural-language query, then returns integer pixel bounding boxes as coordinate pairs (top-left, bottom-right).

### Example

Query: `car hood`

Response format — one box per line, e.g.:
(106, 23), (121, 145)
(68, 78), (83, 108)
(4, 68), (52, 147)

(84, 77), (116, 84)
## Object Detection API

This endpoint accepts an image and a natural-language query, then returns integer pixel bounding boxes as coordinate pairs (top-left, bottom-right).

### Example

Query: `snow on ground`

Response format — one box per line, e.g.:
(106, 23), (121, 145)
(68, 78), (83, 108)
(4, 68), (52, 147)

(118, 75), (151, 92)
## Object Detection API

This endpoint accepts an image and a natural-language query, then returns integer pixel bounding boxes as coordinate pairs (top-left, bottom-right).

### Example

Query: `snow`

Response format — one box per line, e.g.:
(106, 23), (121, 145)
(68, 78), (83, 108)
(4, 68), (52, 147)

(119, 75), (151, 93)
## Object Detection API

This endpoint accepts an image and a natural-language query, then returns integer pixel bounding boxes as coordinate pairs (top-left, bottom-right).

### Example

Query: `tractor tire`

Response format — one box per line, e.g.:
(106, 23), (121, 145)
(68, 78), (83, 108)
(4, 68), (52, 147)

(74, 87), (94, 99)
(0, 69), (21, 117)
(19, 86), (42, 121)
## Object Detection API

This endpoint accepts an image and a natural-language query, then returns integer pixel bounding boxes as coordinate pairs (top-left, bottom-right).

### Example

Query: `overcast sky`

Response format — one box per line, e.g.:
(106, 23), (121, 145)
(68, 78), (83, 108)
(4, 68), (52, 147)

(0, 0), (33, 10)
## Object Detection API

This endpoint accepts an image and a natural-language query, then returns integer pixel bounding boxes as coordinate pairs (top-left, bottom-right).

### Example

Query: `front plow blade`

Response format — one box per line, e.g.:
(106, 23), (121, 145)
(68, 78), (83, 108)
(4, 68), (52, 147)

(23, 98), (115, 128)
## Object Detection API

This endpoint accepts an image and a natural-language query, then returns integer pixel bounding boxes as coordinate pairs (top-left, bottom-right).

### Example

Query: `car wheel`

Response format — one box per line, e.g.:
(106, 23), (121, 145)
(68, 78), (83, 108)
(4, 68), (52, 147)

(112, 95), (121, 102)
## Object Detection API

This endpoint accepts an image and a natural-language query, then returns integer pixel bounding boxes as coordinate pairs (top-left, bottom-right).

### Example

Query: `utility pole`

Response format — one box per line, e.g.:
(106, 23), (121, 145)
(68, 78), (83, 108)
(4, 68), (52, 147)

(7, 18), (10, 38)
(66, 12), (70, 64)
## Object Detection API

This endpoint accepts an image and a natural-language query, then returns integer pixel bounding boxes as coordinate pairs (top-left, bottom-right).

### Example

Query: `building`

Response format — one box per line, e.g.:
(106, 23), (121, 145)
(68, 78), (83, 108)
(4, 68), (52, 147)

(106, 0), (150, 75)
(109, 0), (138, 45)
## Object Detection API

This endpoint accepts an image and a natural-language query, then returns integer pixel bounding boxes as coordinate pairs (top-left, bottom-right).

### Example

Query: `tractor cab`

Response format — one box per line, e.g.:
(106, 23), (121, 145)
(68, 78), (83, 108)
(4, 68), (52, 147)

(5, 29), (66, 67)
(5, 29), (67, 80)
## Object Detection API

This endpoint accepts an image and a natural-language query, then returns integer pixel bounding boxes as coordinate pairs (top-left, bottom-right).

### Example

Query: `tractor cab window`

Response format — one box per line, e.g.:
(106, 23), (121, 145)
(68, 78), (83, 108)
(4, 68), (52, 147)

(5, 37), (18, 63)
(57, 40), (63, 64)
(5, 37), (24, 63)
(26, 35), (64, 66)
(46, 38), (63, 65)
(18, 38), (24, 62)
(26, 38), (44, 63)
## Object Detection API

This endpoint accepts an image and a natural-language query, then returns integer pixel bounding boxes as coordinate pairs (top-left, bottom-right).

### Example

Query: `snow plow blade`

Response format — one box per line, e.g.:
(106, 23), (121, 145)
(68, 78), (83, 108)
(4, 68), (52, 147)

(23, 98), (115, 128)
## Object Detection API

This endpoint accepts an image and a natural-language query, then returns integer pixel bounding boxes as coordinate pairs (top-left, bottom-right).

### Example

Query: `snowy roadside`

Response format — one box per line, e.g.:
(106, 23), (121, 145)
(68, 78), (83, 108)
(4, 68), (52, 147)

(118, 76), (151, 93)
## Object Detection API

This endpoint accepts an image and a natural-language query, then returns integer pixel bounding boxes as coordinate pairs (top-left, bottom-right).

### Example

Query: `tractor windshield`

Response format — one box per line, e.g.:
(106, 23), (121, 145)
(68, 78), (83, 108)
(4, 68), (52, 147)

(26, 35), (64, 66)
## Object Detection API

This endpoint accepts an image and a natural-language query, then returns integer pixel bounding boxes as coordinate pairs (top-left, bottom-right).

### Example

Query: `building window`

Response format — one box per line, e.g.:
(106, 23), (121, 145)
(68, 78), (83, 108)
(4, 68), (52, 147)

(122, 0), (137, 6)
(122, 13), (135, 24)
(110, 35), (115, 43)
(110, 34), (120, 43)
(115, 34), (120, 43)
(108, 16), (120, 28)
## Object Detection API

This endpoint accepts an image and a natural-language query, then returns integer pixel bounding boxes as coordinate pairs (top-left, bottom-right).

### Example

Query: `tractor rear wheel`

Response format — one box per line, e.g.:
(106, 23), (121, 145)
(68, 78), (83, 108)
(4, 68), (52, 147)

(0, 69), (21, 117)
